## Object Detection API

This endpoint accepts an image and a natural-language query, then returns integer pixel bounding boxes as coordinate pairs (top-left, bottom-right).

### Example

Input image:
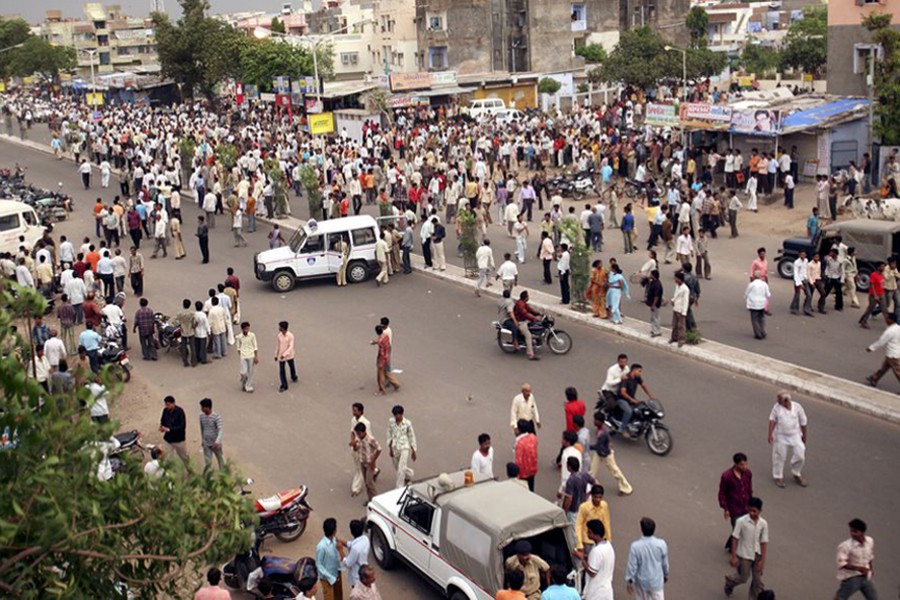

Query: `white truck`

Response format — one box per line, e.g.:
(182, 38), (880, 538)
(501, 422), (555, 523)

(366, 471), (577, 600)
(253, 215), (380, 292)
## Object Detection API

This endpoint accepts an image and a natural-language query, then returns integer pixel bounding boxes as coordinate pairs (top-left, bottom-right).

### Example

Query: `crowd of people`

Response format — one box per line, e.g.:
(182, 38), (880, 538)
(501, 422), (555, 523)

(0, 85), (888, 600)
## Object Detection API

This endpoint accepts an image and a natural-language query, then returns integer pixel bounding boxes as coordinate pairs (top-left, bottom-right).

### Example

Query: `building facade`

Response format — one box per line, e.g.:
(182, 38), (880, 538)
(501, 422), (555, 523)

(371, 0), (419, 75)
(412, 0), (686, 76)
(827, 0), (900, 96)
(40, 4), (157, 77)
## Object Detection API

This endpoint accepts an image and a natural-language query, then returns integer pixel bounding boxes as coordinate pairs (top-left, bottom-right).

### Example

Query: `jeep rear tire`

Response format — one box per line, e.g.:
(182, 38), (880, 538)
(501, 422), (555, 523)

(348, 261), (369, 284)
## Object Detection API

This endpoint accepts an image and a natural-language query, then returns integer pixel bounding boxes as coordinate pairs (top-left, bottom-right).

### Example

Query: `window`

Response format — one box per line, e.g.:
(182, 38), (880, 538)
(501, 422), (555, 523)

(853, 43), (883, 75)
(428, 15), (444, 30)
(340, 52), (359, 65)
(22, 211), (36, 226)
(571, 3), (586, 21)
(351, 227), (376, 247)
(400, 497), (435, 534)
(303, 234), (323, 253)
(99, 52), (111, 66)
(396, 52), (404, 66)
(0, 214), (20, 232)
(428, 46), (448, 70)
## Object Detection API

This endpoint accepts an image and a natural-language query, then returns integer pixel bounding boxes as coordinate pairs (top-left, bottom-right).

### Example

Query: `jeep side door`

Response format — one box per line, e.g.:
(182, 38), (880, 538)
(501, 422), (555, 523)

(395, 495), (437, 574)
(296, 233), (330, 277)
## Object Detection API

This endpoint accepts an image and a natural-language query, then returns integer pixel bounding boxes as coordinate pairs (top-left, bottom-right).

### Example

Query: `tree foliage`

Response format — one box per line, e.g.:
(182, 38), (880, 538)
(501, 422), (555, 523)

(538, 77), (562, 96)
(238, 39), (326, 92)
(575, 43), (607, 64)
(270, 17), (286, 34)
(0, 18), (75, 81)
(740, 41), (781, 76)
(686, 6), (709, 49)
(598, 27), (725, 88)
(0, 282), (253, 598)
(780, 6), (827, 76)
(863, 12), (900, 145)
(152, 0), (246, 101)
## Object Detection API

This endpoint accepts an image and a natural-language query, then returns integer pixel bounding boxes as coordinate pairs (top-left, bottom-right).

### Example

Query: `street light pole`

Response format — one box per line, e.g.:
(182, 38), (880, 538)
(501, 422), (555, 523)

(665, 45), (688, 145)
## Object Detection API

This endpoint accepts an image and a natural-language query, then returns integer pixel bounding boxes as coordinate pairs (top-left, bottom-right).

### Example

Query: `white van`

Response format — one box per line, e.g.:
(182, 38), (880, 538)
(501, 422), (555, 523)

(254, 215), (381, 292)
(468, 98), (507, 120)
(0, 200), (44, 256)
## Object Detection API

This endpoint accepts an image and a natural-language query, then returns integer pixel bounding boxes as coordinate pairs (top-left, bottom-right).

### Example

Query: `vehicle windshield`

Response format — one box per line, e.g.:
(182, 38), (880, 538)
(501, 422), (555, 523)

(288, 228), (307, 253)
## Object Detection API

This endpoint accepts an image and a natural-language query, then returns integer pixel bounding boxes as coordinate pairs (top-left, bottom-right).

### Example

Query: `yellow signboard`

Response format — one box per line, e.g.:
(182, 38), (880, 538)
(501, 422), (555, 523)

(309, 112), (334, 135)
(86, 93), (104, 106)
(737, 76), (754, 88)
(802, 73), (814, 83)
(0, 82), (6, 93)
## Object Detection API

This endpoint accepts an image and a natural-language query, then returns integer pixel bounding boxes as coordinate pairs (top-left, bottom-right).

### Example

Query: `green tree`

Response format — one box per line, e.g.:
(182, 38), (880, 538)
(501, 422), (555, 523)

(152, 0), (247, 101)
(599, 27), (724, 88)
(270, 17), (286, 34)
(238, 39), (323, 92)
(779, 6), (827, 76)
(686, 6), (709, 49)
(557, 220), (590, 310)
(0, 283), (253, 598)
(863, 12), (900, 145)
(538, 77), (562, 96)
(740, 41), (781, 76)
(0, 18), (75, 83)
(0, 18), (31, 77)
(575, 43), (607, 64)
(457, 208), (479, 277)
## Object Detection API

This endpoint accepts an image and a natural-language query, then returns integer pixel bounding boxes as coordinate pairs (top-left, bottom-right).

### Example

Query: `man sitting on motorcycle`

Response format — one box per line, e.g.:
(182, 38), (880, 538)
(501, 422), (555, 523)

(514, 290), (542, 361)
(616, 364), (656, 438)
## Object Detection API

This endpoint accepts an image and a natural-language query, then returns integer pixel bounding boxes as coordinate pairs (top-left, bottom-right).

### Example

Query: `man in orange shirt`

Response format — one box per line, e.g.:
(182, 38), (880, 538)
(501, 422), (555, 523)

(85, 245), (101, 272)
(93, 198), (104, 238)
(495, 570), (527, 600)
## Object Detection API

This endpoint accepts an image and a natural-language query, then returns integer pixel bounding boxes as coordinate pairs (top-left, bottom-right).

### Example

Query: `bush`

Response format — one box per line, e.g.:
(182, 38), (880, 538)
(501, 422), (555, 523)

(685, 329), (703, 345)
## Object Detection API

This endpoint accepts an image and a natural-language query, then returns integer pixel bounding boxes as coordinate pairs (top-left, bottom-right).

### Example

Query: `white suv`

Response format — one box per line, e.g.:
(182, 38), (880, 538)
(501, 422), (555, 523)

(366, 471), (577, 600)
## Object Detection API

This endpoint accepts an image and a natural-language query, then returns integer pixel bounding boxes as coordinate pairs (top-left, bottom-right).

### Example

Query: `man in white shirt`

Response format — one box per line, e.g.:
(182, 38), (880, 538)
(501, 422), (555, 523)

(865, 313), (900, 388)
(15, 258), (34, 288)
(790, 250), (813, 316)
(509, 384), (541, 433)
(470, 433), (494, 477)
(669, 272), (690, 346)
(475, 238), (495, 297)
(725, 496), (768, 598)
(834, 518), (877, 600)
(675, 227), (694, 266)
(767, 391), (808, 488)
(495, 253), (519, 292)
(43, 329), (67, 371)
(558, 243), (571, 305)
(58, 236), (76, 266)
(745, 273), (771, 340)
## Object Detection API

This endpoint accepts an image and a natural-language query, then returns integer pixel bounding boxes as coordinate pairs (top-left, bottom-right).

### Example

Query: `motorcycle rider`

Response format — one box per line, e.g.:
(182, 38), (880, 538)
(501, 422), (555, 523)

(616, 364), (657, 438)
(599, 354), (630, 412)
(514, 290), (542, 361)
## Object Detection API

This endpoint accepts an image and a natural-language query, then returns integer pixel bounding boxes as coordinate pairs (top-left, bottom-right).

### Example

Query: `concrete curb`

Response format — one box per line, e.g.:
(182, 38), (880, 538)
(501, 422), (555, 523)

(4, 132), (898, 424)
(410, 256), (900, 425)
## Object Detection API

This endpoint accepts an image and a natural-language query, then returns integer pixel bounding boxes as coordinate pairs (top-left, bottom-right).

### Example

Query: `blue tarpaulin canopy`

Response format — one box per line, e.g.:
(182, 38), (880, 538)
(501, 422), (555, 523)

(782, 98), (870, 130)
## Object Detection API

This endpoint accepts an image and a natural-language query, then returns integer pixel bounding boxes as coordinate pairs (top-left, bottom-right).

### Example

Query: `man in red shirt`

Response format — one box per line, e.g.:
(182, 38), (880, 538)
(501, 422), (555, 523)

(513, 290), (541, 361)
(718, 452), (753, 552)
(859, 262), (886, 329)
(564, 386), (586, 433)
(373, 324), (400, 395)
(514, 419), (538, 492)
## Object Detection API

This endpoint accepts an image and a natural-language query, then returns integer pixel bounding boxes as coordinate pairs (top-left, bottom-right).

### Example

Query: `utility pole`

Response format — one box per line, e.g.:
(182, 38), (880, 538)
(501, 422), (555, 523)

(867, 47), (876, 180)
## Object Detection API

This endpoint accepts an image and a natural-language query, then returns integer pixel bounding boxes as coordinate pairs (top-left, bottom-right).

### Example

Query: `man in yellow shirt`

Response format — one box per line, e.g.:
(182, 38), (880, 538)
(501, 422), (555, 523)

(503, 541), (550, 600)
(574, 485), (612, 560)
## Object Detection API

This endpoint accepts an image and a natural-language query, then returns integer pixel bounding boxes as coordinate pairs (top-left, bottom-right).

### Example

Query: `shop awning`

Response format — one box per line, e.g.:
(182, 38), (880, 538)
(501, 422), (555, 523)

(320, 81), (378, 99)
(416, 85), (472, 97)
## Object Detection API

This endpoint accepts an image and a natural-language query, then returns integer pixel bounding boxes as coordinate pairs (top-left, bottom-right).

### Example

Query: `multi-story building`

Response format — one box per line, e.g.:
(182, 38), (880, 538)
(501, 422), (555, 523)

(305, 0), (376, 80)
(40, 4), (157, 77)
(371, 0), (419, 75)
(412, 0), (688, 76)
(827, 0), (900, 97)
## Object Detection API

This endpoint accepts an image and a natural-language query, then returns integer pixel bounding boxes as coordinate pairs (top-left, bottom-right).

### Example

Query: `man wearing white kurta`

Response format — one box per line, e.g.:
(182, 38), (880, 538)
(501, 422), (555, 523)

(583, 519), (615, 600)
(767, 391), (808, 488)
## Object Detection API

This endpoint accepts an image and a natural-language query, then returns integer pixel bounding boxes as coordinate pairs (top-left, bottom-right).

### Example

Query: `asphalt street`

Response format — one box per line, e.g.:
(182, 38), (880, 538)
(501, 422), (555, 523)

(3, 139), (900, 599)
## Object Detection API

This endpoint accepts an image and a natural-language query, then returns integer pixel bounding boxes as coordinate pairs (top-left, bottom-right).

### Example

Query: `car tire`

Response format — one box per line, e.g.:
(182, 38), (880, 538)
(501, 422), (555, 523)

(777, 258), (794, 280)
(271, 270), (295, 293)
(347, 261), (369, 284)
(856, 269), (871, 293)
(370, 527), (395, 570)
(449, 589), (470, 600)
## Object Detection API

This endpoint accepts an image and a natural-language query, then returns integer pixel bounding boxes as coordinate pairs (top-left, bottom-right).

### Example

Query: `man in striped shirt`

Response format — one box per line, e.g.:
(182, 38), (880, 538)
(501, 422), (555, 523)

(199, 398), (224, 470)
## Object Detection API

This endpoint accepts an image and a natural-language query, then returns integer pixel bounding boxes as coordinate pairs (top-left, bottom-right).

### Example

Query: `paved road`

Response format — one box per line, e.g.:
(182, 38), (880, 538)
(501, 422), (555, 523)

(4, 140), (900, 599)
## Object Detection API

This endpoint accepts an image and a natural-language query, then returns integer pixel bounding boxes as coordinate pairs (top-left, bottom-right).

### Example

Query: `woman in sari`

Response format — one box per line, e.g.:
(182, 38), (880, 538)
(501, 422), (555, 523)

(606, 262), (630, 324)
(587, 259), (609, 319)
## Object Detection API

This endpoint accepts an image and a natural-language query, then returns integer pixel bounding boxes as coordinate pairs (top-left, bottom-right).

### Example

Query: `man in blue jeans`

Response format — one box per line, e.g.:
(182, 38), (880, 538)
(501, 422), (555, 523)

(615, 364), (656, 438)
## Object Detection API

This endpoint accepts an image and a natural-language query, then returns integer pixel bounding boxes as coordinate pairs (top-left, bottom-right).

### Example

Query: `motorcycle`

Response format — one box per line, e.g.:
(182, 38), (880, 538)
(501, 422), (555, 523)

(596, 391), (672, 456)
(492, 315), (573, 355)
(222, 526), (317, 598)
(572, 175), (597, 201)
(96, 339), (132, 383)
(154, 312), (181, 352)
(107, 430), (147, 475)
(240, 479), (312, 543)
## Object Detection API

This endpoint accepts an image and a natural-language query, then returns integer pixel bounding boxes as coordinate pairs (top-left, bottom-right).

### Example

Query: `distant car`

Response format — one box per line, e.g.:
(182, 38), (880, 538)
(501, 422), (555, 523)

(468, 98), (507, 120)
(495, 109), (525, 124)
(775, 219), (900, 292)
(366, 470), (578, 600)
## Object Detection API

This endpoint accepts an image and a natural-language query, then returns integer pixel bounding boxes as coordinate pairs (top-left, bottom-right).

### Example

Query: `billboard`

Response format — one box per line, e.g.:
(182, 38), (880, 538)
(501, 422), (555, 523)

(309, 112), (335, 135)
(730, 108), (781, 135)
(645, 103), (678, 127)
(390, 71), (433, 91)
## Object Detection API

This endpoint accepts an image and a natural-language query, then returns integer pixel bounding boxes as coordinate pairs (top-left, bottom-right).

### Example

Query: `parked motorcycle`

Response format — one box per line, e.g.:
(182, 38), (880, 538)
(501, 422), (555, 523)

(492, 315), (573, 355)
(240, 479), (312, 543)
(596, 391), (672, 456)
(107, 430), (146, 475)
(222, 526), (317, 598)
(572, 175), (597, 201)
(154, 312), (181, 352)
(96, 339), (132, 383)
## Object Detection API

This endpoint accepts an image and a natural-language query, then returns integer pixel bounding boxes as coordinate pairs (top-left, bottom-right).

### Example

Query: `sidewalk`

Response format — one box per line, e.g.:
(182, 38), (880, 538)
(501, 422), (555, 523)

(410, 256), (900, 425)
(4, 131), (898, 424)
